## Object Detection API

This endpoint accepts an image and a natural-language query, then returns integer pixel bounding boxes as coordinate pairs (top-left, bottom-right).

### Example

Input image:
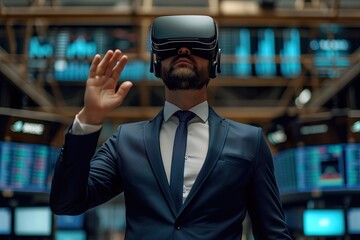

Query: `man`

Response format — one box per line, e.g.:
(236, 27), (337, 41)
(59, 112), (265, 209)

(50, 15), (292, 239)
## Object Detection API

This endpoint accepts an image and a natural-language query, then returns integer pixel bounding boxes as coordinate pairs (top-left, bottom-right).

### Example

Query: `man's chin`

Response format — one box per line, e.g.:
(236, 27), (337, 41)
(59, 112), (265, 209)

(174, 62), (193, 68)
(171, 68), (196, 80)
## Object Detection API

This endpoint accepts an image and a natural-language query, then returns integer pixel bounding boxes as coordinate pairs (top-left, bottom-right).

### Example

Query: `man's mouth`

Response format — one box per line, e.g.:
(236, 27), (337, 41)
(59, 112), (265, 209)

(176, 57), (192, 63)
(174, 57), (194, 67)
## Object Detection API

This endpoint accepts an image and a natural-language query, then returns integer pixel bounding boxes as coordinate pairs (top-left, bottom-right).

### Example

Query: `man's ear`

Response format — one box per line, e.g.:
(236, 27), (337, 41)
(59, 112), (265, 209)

(150, 53), (161, 78)
(209, 49), (221, 78)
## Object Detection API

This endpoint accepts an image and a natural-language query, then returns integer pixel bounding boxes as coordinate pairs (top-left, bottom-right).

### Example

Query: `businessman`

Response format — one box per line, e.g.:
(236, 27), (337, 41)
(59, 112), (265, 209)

(50, 15), (292, 239)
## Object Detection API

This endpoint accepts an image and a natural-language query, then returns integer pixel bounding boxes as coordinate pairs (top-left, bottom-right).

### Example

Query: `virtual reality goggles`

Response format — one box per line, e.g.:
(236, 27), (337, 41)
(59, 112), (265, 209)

(150, 15), (221, 78)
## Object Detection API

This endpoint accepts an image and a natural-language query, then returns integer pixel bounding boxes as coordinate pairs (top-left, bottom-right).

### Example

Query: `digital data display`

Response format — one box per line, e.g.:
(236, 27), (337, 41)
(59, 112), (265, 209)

(345, 143), (360, 189)
(55, 230), (87, 240)
(296, 144), (345, 192)
(0, 207), (12, 235)
(273, 143), (360, 195)
(310, 25), (354, 78)
(0, 21), (358, 83)
(273, 149), (297, 194)
(14, 206), (53, 237)
(303, 209), (345, 236)
(280, 28), (302, 78)
(23, 24), (359, 82)
(5, 116), (61, 145)
(219, 27), (304, 78)
(219, 25), (358, 79)
(0, 141), (59, 192)
(347, 208), (360, 234)
(56, 214), (85, 229)
(27, 25), (155, 82)
(255, 28), (277, 77)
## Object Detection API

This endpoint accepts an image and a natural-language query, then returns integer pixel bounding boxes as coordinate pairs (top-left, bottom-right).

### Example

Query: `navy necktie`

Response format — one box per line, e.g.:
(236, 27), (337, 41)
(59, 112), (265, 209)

(170, 110), (196, 211)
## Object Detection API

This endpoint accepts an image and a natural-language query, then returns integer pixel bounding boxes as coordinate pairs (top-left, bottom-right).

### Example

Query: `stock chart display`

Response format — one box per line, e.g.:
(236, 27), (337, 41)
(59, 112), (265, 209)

(219, 25), (356, 78)
(345, 143), (360, 189)
(20, 24), (359, 82)
(296, 144), (345, 191)
(26, 25), (156, 82)
(273, 148), (297, 194)
(0, 141), (59, 192)
(273, 143), (360, 195)
(311, 25), (354, 78)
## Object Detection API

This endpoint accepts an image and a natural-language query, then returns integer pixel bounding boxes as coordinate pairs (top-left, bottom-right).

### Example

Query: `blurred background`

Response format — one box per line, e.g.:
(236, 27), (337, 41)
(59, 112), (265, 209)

(0, 0), (359, 239)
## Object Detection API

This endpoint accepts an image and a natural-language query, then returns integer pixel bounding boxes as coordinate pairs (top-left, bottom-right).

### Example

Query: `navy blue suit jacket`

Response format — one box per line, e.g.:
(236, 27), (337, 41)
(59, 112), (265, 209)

(50, 107), (292, 239)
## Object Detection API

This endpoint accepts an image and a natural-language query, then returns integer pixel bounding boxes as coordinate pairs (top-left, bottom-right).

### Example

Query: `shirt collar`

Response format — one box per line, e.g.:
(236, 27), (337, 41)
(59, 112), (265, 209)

(163, 101), (209, 123)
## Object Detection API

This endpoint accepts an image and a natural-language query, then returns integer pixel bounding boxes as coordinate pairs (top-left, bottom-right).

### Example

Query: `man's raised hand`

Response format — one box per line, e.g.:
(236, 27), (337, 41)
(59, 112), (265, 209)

(78, 49), (133, 125)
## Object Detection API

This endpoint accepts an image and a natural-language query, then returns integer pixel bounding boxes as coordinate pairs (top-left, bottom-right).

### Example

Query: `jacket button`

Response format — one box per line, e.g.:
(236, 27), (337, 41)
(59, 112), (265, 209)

(176, 226), (181, 230)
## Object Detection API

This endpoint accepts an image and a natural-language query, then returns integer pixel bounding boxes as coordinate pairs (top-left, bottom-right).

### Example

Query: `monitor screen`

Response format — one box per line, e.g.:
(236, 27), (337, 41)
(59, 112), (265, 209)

(303, 209), (345, 236)
(345, 143), (360, 189)
(272, 149), (297, 194)
(0, 207), (12, 235)
(55, 230), (87, 240)
(56, 214), (84, 229)
(14, 206), (52, 236)
(296, 144), (345, 192)
(0, 141), (60, 192)
(28, 25), (139, 82)
(347, 208), (360, 234)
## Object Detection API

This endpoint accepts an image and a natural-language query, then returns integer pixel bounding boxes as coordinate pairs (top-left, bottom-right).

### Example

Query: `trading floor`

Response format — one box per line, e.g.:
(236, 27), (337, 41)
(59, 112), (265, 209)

(0, 0), (360, 239)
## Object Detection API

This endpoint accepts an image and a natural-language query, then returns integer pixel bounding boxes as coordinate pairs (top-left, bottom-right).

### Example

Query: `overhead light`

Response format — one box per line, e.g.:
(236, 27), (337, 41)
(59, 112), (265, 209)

(351, 121), (360, 133)
(267, 129), (287, 145)
(220, 1), (260, 15)
(295, 88), (312, 108)
(300, 124), (328, 135)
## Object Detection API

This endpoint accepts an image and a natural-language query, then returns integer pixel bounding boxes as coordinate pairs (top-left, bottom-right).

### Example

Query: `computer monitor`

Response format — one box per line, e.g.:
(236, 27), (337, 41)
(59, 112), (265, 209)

(56, 214), (85, 229)
(296, 144), (345, 192)
(55, 230), (87, 240)
(347, 208), (360, 234)
(345, 143), (360, 189)
(272, 148), (297, 194)
(303, 209), (345, 236)
(0, 141), (59, 193)
(14, 206), (53, 237)
(0, 207), (12, 235)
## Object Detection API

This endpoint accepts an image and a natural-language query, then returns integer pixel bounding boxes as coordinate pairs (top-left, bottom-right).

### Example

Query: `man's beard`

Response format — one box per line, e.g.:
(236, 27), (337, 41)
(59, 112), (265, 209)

(161, 59), (209, 90)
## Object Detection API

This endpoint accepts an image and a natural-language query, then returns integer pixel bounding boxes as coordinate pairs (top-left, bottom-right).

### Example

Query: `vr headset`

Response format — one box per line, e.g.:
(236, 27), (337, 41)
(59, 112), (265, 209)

(150, 15), (221, 78)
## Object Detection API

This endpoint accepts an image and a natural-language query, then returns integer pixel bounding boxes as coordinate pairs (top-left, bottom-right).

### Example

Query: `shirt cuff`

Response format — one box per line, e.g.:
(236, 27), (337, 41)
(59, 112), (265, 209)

(71, 114), (102, 135)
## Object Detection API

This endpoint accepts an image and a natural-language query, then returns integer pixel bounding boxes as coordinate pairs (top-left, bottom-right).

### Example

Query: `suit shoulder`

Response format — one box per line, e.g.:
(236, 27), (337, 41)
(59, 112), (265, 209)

(220, 118), (265, 161)
(116, 110), (162, 131)
(119, 120), (149, 128)
(224, 118), (261, 135)
(209, 107), (260, 133)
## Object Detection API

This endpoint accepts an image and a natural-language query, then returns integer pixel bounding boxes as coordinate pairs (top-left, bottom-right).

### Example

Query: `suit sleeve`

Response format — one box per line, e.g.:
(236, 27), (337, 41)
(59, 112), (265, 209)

(247, 128), (292, 239)
(49, 126), (123, 215)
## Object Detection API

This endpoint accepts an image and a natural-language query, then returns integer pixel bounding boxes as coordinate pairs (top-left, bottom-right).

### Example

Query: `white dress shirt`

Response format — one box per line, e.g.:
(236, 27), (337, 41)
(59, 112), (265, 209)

(72, 101), (209, 200)
(161, 101), (209, 199)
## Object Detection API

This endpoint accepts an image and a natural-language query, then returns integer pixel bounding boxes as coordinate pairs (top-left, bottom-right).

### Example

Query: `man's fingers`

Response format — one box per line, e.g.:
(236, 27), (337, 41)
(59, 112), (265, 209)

(89, 54), (101, 78)
(104, 49), (122, 77)
(111, 54), (128, 81)
(116, 81), (133, 100)
(96, 50), (114, 76)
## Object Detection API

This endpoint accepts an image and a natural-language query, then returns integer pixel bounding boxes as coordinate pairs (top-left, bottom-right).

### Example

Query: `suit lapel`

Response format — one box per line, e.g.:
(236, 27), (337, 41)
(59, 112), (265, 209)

(181, 107), (229, 212)
(144, 109), (178, 216)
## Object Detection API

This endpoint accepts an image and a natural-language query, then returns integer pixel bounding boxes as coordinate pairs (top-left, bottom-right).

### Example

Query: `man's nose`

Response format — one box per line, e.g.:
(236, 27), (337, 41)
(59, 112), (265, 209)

(178, 47), (191, 55)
